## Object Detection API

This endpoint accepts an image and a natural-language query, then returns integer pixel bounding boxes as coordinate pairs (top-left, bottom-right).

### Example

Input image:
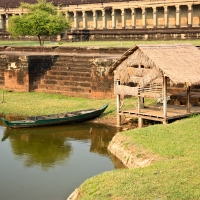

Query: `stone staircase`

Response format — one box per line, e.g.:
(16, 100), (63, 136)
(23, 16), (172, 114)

(0, 70), (4, 86)
(35, 55), (93, 97)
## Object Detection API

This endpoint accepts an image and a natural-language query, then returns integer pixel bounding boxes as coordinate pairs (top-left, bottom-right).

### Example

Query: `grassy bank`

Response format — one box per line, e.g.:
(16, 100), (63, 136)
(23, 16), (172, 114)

(0, 90), (114, 117)
(77, 115), (200, 199)
(0, 40), (200, 47)
(0, 90), (155, 118)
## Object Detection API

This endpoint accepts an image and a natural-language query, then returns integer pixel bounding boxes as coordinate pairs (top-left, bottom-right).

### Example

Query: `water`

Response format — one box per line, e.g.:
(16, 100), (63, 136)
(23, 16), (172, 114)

(0, 121), (124, 200)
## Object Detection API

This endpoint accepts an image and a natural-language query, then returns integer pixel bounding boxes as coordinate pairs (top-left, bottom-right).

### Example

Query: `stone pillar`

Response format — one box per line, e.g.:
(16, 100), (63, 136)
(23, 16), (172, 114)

(111, 9), (115, 28)
(176, 5), (180, 28)
(102, 10), (106, 29)
(6, 14), (9, 29)
(0, 14), (3, 29)
(121, 9), (125, 29)
(153, 7), (157, 28)
(131, 8), (135, 29)
(73, 11), (78, 29)
(164, 6), (168, 28)
(93, 10), (97, 29)
(82, 11), (86, 29)
(188, 5), (192, 27)
(142, 7), (146, 28)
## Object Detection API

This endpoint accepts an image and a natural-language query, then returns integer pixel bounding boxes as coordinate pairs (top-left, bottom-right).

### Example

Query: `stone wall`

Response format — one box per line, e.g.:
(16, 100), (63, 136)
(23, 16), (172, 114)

(0, 46), (124, 98)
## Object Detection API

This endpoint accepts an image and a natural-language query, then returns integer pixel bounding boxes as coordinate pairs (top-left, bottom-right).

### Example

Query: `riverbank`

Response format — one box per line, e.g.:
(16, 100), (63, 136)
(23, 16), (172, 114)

(1, 90), (200, 199)
(68, 114), (200, 200)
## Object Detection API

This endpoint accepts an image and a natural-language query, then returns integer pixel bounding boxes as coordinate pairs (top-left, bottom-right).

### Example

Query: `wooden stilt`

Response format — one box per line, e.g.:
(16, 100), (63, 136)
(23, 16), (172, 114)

(116, 78), (121, 127)
(187, 86), (191, 113)
(116, 94), (121, 127)
(138, 94), (143, 128)
(163, 76), (167, 124)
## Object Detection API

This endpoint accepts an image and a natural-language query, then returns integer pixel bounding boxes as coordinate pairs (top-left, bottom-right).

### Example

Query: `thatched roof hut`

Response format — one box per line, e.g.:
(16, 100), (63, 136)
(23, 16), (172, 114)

(112, 44), (200, 127)
(109, 44), (200, 88)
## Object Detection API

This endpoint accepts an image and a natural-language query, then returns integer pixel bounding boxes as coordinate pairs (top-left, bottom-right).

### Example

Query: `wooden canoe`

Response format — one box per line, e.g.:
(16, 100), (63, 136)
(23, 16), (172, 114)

(1, 103), (108, 128)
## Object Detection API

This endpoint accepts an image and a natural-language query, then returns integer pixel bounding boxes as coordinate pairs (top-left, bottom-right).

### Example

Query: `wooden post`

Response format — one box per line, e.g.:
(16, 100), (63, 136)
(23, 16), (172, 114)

(163, 76), (167, 124)
(186, 86), (190, 113)
(2, 90), (5, 103)
(116, 80), (121, 127)
(138, 94), (143, 128)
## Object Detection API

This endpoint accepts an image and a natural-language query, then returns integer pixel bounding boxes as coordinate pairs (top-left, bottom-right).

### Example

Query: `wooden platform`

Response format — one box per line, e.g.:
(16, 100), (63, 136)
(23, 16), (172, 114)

(119, 105), (200, 123)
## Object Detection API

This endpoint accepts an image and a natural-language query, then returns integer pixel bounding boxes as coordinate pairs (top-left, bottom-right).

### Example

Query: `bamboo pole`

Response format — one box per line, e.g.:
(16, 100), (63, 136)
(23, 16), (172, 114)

(186, 86), (190, 113)
(2, 90), (5, 103)
(138, 93), (143, 128)
(116, 80), (121, 127)
(163, 76), (167, 124)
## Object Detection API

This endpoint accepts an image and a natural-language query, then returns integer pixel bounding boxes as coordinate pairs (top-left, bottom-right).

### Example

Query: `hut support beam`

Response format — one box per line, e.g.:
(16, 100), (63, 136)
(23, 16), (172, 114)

(187, 86), (191, 113)
(116, 94), (121, 127)
(138, 95), (143, 128)
(163, 76), (168, 124)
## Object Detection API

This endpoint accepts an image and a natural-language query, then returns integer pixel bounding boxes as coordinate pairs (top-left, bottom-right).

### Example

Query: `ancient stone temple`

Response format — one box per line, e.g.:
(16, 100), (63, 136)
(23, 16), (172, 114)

(0, 0), (200, 40)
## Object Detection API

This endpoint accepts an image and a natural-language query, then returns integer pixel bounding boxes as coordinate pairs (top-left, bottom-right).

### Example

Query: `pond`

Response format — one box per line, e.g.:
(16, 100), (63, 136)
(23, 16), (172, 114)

(0, 120), (124, 200)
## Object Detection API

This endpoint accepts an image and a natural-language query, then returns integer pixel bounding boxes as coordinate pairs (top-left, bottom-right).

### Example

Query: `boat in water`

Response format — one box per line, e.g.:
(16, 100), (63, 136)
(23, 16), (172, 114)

(1, 103), (108, 128)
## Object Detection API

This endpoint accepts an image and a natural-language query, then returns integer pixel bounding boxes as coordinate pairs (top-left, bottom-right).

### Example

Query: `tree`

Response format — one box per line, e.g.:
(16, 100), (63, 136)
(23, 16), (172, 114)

(7, 0), (71, 46)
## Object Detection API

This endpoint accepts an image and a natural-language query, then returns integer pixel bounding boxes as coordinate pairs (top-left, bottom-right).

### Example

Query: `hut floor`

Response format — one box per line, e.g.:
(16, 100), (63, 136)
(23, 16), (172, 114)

(119, 105), (200, 123)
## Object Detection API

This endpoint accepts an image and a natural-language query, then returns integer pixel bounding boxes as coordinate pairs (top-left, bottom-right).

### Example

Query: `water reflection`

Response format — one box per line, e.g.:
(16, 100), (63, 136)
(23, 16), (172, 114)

(1, 122), (122, 170)
(0, 120), (124, 200)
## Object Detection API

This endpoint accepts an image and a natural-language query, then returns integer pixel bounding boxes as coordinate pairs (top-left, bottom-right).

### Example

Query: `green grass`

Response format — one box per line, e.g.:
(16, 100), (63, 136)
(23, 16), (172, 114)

(78, 115), (200, 199)
(0, 90), (112, 117)
(0, 90), (155, 117)
(0, 40), (200, 47)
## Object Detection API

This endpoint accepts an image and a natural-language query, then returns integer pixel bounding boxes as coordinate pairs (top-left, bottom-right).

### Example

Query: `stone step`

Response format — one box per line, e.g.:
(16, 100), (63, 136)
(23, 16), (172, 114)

(41, 79), (91, 87)
(50, 66), (91, 72)
(0, 72), (4, 76)
(54, 61), (91, 67)
(46, 70), (91, 77)
(43, 74), (90, 82)
(37, 84), (91, 93)
(35, 88), (91, 98)
(57, 56), (93, 62)
(0, 79), (4, 84)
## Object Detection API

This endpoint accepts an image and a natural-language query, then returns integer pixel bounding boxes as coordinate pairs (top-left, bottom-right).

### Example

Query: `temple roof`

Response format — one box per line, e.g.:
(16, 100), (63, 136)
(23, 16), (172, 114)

(0, 0), (131, 7)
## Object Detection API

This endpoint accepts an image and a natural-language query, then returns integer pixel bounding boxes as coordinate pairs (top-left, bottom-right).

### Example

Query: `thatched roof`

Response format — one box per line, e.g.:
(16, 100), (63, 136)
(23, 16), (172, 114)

(110, 44), (200, 87)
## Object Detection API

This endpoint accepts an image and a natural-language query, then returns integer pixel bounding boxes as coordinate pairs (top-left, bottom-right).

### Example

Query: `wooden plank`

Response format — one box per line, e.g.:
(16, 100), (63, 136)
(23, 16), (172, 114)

(119, 105), (200, 124)
(114, 85), (138, 95)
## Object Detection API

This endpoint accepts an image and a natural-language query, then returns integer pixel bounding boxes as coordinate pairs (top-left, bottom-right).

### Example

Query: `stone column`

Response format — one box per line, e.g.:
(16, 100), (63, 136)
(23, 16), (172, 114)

(73, 11), (78, 29)
(102, 10), (106, 29)
(187, 5), (192, 27)
(176, 5), (180, 28)
(164, 6), (168, 28)
(0, 14), (3, 29)
(142, 7), (146, 28)
(131, 8), (135, 29)
(93, 10), (97, 29)
(82, 11), (86, 29)
(6, 14), (9, 29)
(121, 9), (125, 29)
(111, 9), (115, 28)
(153, 7), (157, 28)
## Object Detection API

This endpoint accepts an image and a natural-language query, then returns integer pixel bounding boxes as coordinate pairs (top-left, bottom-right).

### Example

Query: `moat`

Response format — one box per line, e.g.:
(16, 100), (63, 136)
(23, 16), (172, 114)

(0, 120), (124, 200)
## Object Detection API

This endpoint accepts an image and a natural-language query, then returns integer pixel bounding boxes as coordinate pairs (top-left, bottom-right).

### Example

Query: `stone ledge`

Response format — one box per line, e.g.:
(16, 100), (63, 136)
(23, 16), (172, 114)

(108, 133), (158, 169)
(67, 132), (160, 200)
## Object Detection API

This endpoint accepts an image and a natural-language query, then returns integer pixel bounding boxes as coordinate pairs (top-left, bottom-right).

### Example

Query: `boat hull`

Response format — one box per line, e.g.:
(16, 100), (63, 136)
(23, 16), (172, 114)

(1, 104), (108, 128)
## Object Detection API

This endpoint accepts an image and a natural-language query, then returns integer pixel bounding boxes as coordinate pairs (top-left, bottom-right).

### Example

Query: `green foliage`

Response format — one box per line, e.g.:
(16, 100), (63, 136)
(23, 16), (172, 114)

(7, 0), (71, 46)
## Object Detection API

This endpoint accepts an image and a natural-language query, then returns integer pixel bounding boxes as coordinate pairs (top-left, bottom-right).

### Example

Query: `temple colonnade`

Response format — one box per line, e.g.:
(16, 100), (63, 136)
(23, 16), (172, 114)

(0, 0), (199, 30)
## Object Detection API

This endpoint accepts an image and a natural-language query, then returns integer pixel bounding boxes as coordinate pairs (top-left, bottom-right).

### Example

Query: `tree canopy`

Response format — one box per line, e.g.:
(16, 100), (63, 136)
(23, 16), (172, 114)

(7, 0), (71, 46)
